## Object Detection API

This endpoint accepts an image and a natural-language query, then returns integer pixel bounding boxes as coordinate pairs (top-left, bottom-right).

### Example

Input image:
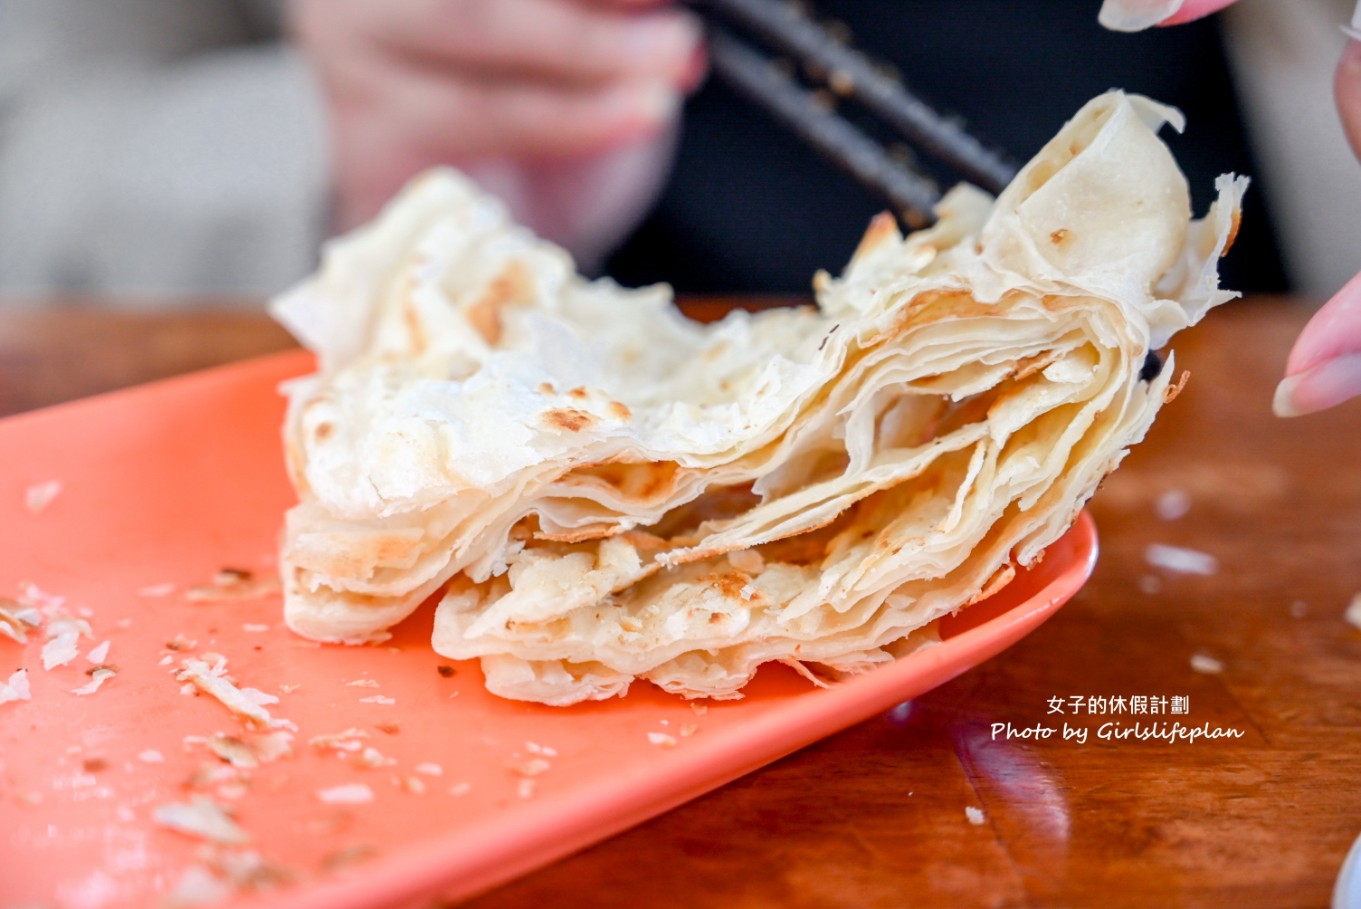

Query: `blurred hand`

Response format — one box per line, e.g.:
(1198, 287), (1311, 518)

(1100, 0), (1361, 416)
(289, 0), (703, 267)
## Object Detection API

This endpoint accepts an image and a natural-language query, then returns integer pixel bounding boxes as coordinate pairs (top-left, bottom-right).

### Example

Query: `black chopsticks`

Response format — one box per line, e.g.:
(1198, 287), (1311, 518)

(687, 0), (1018, 222)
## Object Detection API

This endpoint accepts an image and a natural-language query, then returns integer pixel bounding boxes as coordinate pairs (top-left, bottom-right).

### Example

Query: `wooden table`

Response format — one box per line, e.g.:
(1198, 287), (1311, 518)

(3, 296), (1359, 909)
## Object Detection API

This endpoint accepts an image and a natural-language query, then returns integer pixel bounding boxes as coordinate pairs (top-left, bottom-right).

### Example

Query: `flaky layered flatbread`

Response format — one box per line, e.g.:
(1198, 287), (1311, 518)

(273, 92), (1244, 705)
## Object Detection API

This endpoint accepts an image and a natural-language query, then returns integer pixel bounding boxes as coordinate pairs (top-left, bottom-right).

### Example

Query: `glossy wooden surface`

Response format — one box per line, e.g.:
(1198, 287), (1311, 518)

(3, 296), (1359, 909)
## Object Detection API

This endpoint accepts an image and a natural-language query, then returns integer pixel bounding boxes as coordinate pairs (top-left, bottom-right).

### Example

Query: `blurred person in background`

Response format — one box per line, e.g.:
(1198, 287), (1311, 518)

(0, 0), (1356, 411)
(0, 0), (700, 294)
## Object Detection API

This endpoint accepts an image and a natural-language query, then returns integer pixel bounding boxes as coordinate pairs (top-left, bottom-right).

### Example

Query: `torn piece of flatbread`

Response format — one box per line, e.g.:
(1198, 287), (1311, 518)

(272, 91), (1245, 705)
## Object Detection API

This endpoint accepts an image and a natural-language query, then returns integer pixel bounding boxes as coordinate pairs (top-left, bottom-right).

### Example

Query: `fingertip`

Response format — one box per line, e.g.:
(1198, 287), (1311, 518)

(1272, 354), (1361, 418)
(1283, 270), (1361, 376)
(584, 79), (681, 150)
(1098, 0), (1184, 32)
(615, 7), (704, 85)
(1157, 0), (1239, 26)
(1272, 374), (1307, 418)
(682, 41), (710, 93)
(634, 79), (682, 124)
(1097, 0), (1237, 32)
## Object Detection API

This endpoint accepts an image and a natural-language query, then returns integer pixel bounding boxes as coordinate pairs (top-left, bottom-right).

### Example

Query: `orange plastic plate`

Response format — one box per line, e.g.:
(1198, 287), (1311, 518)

(0, 351), (1097, 909)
